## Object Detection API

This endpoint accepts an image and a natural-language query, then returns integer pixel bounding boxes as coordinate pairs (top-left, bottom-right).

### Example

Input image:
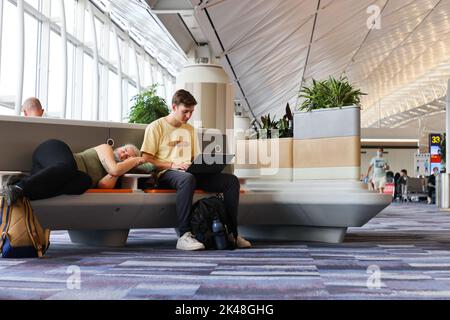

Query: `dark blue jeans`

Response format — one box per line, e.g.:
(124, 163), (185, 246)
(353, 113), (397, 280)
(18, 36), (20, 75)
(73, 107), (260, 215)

(157, 170), (240, 237)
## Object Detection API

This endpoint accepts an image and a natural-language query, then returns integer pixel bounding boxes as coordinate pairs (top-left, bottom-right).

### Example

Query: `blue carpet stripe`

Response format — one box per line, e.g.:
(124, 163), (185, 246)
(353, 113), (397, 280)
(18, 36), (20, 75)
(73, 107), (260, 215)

(0, 203), (450, 299)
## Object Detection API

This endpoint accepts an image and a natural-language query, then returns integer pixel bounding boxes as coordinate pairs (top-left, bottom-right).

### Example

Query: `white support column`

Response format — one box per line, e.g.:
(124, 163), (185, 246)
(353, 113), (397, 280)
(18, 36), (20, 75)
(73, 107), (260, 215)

(113, 27), (123, 122)
(446, 79), (450, 174)
(88, 2), (99, 120)
(441, 79), (450, 208)
(0, 0), (4, 77)
(60, 0), (68, 118)
(15, 0), (25, 115)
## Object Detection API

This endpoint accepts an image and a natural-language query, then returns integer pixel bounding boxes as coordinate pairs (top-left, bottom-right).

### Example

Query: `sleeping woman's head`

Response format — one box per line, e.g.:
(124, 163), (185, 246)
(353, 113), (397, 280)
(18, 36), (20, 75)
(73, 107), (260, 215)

(113, 144), (140, 162)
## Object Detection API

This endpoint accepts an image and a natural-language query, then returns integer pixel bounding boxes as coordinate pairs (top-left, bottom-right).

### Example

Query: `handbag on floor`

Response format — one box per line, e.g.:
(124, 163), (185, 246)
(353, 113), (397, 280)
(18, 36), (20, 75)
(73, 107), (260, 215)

(0, 196), (50, 258)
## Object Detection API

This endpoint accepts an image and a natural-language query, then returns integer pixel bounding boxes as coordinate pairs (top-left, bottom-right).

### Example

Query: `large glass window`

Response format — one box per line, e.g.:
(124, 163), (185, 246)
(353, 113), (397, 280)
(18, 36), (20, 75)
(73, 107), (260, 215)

(48, 31), (75, 118)
(23, 13), (39, 101)
(47, 31), (64, 117)
(155, 66), (165, 98)
(108, 70), (120, 122)
(25, 0), (39, 11)
(51, 0), (76, 37)
(65, 42), (75, 118)
(0, 1), (18, 105)
(82, 53), (93, 120)
(128, 45), (137, 83)
(50, 0), (61, 20)
(118, 36), (125, 69)
(64, 0), (76, 36)
(84, 9), (94, 48)
(0, 0), (184, 120)
(127, 82), (137, 119)
(109, 29), (118, 67)
(141, 57), (152, 89)
(0, 105), (15, 115)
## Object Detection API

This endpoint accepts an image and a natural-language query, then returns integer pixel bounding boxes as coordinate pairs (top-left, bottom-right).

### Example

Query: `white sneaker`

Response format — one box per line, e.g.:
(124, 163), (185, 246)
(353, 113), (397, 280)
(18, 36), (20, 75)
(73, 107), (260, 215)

(176, 232), (205, 251)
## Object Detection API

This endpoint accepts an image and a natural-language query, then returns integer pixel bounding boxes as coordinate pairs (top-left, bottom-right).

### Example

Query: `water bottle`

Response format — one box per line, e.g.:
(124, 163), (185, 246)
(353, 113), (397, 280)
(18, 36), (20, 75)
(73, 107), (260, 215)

(212, 218), (227, 250)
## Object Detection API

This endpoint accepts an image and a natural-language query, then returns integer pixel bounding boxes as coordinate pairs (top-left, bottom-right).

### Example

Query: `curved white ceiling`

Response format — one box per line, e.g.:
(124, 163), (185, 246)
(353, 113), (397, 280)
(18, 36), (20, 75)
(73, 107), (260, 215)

(191, 0), (450, 127)
(98, 0), (188, 75)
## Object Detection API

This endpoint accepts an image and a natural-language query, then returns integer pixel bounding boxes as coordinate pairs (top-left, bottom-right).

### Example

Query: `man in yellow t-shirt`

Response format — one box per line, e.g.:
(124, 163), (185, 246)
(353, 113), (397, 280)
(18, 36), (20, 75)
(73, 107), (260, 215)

(141, 89), (251, 251)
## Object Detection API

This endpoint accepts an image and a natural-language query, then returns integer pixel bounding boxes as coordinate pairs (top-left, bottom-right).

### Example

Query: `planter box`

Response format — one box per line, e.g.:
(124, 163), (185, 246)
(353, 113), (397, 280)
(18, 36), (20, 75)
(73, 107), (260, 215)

(234, 138), (293, 180)
(293, 106), (361, 180)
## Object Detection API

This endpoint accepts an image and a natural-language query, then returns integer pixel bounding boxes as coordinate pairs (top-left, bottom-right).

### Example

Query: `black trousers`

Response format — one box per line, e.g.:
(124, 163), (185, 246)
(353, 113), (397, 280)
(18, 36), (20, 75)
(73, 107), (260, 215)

(17, 139), (92, 200)
(428, 186), (435, 198)
(157, 170), (240, 237)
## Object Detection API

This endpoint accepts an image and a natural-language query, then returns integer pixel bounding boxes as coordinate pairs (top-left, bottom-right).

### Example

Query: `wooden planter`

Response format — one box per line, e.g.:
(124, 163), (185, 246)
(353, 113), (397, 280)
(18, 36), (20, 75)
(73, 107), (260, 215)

(234, 138), (293, 180)
(293, 106), (361, 180)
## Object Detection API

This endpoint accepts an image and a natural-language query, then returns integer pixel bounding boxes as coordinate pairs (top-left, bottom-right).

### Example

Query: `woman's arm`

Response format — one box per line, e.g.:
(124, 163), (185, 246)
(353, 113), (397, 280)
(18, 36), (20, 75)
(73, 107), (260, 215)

(95, 144), (144, 176)
(97, 174), (119, 189)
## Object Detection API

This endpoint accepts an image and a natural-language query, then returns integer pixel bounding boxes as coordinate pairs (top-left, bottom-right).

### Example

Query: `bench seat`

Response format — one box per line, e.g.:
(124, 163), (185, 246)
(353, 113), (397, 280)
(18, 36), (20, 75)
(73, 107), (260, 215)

(28, 181), (391, 246)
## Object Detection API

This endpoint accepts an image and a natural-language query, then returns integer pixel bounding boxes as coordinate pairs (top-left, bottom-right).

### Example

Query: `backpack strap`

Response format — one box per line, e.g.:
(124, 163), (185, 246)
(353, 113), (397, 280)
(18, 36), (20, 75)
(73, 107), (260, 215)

(0, 196), (7, 238)
(0, 197), (13, 254)
(23, 198), (44, 258)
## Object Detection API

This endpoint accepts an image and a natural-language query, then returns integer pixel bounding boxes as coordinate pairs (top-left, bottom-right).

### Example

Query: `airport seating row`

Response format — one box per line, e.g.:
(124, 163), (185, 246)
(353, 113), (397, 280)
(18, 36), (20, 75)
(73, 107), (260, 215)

(0, 115), (392, 246)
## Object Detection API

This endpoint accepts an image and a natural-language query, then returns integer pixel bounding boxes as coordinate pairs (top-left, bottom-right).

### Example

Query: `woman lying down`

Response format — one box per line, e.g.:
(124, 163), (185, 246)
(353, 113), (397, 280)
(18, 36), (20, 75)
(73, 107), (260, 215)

(1, 139), (151, 205)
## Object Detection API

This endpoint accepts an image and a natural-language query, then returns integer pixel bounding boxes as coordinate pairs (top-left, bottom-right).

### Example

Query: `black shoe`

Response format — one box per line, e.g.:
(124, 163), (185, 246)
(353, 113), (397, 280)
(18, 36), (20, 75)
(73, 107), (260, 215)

(4, 174), (26, 187)
(2, 185), (23, 206)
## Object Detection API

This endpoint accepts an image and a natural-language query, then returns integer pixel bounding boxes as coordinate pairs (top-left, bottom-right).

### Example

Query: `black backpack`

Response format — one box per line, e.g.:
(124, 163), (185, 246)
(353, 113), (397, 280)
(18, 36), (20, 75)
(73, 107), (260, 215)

(190, 195), (235, 250)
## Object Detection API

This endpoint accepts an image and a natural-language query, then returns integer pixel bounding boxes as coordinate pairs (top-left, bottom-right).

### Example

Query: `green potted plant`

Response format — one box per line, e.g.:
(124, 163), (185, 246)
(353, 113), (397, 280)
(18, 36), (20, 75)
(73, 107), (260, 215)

(298, 76), (366, 112)
(278, 103), (293, 138)
(293, 76), (366, 181)
(235, 104), (294, 181)
(128, 84), (169, 124)
(255, 103), (293, 139)
(259, 113), (279, 139)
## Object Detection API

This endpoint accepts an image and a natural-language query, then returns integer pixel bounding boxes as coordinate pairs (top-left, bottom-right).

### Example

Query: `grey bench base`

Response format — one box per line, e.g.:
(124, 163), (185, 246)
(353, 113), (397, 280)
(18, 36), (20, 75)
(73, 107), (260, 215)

(238, 225), (347, 243)
(68, 230), (130, 247)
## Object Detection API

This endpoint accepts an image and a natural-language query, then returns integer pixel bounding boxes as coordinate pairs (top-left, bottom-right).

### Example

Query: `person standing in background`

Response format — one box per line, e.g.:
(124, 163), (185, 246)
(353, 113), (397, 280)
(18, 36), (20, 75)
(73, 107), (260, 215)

(427, 167), (439, 204)
(366, 148), (389, 194)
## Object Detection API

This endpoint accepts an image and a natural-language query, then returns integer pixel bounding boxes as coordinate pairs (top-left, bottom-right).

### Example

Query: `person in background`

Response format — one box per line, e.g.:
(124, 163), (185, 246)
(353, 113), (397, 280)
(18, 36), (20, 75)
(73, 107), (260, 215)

(366, 147), (389, 194)
(427, 167), (439, 204)
(394, 172), (401, 201)
(22, 97), (44, 117)
(398, 169), (409, 185)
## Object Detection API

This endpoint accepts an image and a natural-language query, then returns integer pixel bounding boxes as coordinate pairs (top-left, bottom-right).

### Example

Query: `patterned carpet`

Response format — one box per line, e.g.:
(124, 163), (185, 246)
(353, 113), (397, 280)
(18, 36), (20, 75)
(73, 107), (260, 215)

(1, 202), (450, 300)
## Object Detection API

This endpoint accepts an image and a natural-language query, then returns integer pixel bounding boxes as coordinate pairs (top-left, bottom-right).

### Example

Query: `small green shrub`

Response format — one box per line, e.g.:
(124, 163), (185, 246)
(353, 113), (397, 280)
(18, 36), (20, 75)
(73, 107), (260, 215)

(128, 84), (169, 124)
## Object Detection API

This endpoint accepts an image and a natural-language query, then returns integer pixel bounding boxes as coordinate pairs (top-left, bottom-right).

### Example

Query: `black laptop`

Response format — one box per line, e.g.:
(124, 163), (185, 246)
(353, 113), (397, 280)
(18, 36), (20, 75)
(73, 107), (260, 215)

(186, 153), (235, 174)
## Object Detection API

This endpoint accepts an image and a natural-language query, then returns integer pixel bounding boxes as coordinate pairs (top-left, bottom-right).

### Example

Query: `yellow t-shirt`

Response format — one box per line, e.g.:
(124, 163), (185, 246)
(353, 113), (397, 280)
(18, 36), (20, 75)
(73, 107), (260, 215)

(141, 117), (200, 175)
